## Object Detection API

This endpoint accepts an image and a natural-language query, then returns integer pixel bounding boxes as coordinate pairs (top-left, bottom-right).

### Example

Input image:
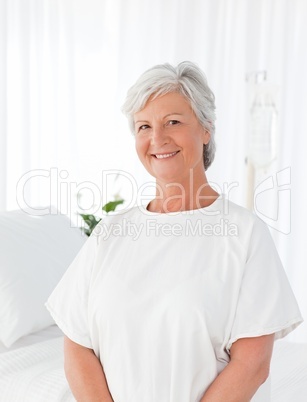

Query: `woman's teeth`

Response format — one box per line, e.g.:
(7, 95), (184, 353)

(155, 151), (178, 159)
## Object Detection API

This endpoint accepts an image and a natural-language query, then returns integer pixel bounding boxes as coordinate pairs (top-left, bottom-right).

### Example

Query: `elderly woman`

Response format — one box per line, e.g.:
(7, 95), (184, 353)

(46, 62), (302, 402)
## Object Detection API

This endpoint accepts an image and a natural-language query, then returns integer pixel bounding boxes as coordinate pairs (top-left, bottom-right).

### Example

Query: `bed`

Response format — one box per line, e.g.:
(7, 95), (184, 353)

(0, 209), (306, 401)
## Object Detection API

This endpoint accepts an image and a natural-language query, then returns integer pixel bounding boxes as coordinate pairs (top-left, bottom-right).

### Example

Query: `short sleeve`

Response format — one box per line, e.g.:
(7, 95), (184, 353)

(45, 232), (99, 348)
(227, 218), (303, 352)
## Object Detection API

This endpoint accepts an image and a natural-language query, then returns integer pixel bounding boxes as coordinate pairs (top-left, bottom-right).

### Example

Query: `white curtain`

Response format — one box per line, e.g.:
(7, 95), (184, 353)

(1, 0), (306, 341)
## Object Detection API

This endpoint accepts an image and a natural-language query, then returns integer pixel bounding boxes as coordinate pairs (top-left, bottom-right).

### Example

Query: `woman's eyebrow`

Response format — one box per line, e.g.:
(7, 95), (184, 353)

(163, 112), (183, 119)
(134, 113), (183, 125)
(134, 119), (149, 125)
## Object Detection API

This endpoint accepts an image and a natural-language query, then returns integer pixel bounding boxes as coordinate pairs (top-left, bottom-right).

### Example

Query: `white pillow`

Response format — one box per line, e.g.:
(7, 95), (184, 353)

(0, 209), (86, 347)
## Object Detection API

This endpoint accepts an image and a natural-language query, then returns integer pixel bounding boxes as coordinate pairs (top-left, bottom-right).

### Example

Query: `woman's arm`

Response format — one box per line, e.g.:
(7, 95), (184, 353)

(200, 334), (275, 402)
(64, 336), (114, 402)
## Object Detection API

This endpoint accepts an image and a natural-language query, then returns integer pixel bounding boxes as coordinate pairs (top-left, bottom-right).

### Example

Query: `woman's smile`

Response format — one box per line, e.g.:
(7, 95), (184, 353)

(152, 151), (180, 159)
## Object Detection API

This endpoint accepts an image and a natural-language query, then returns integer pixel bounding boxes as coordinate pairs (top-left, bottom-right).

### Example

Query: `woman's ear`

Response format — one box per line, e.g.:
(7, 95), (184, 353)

(203, 129), (210, 145)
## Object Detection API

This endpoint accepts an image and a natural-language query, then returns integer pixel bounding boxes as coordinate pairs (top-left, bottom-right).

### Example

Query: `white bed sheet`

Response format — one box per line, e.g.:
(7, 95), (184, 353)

(0, 335), (306, 401)
(0, 325), (63, 354)
(0, 337), (74, 402)
(271, 340), (307, 402)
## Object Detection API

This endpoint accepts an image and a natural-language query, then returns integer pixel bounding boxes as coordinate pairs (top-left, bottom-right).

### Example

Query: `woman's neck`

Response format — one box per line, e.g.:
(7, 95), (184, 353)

(147, 172), (220, 213)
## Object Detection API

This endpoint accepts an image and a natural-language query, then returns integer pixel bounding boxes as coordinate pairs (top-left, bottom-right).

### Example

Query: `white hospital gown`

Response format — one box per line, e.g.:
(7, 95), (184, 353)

(46, 195), (303, 402)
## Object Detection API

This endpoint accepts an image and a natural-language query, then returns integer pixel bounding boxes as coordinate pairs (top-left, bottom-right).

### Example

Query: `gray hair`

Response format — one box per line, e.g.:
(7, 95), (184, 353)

(121, 61), (216, 170)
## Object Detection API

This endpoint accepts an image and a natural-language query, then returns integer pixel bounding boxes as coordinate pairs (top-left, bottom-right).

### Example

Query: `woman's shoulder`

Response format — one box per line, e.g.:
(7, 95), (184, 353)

(219, 196), (264, 225)
(216, 196), (271, 248)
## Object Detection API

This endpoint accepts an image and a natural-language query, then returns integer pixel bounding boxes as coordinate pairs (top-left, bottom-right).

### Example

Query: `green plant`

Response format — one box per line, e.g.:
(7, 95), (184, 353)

(79, 199), (124, 236)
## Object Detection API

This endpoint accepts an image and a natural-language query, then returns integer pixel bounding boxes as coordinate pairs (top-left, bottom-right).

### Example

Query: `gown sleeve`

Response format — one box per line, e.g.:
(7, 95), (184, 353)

(227, 217), (303, 352)
(45, 231), (99, 349)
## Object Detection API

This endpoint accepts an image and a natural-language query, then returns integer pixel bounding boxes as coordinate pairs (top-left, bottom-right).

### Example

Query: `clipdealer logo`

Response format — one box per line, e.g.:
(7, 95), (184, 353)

(15, 167), (291, 235)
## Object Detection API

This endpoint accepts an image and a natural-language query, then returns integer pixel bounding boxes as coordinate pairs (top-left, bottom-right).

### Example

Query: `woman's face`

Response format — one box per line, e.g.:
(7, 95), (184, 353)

(134, 92), (210, 185)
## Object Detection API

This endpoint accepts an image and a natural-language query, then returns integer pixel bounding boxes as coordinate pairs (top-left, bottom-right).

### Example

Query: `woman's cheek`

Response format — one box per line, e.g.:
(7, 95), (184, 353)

(135, 137), (147, 162)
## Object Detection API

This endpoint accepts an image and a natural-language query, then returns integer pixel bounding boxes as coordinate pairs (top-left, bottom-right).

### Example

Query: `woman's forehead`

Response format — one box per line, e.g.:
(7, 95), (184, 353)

(134, 92), (192, 120)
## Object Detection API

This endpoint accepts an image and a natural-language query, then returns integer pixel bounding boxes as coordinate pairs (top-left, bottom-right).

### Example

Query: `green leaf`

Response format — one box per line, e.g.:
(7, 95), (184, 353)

(79, 213), (101, 236)
(102, 199), (124, 213)
(79, 198), (124, 236)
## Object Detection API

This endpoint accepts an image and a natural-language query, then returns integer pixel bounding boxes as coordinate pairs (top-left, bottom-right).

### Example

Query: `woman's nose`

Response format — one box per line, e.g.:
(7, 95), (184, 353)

(150, 126), (169, 146)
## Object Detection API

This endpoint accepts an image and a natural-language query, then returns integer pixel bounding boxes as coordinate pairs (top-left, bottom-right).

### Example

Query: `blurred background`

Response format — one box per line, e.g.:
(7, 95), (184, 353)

(0, 0), (306, 341)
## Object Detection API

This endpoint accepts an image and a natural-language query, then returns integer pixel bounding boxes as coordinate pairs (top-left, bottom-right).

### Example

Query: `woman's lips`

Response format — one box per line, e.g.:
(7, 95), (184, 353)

(153, 151), (179, 159)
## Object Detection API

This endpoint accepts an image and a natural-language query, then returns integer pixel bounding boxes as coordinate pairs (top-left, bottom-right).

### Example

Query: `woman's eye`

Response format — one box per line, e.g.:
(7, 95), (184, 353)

(138, 124), (150, 132)
(168, 120), (180, 126)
